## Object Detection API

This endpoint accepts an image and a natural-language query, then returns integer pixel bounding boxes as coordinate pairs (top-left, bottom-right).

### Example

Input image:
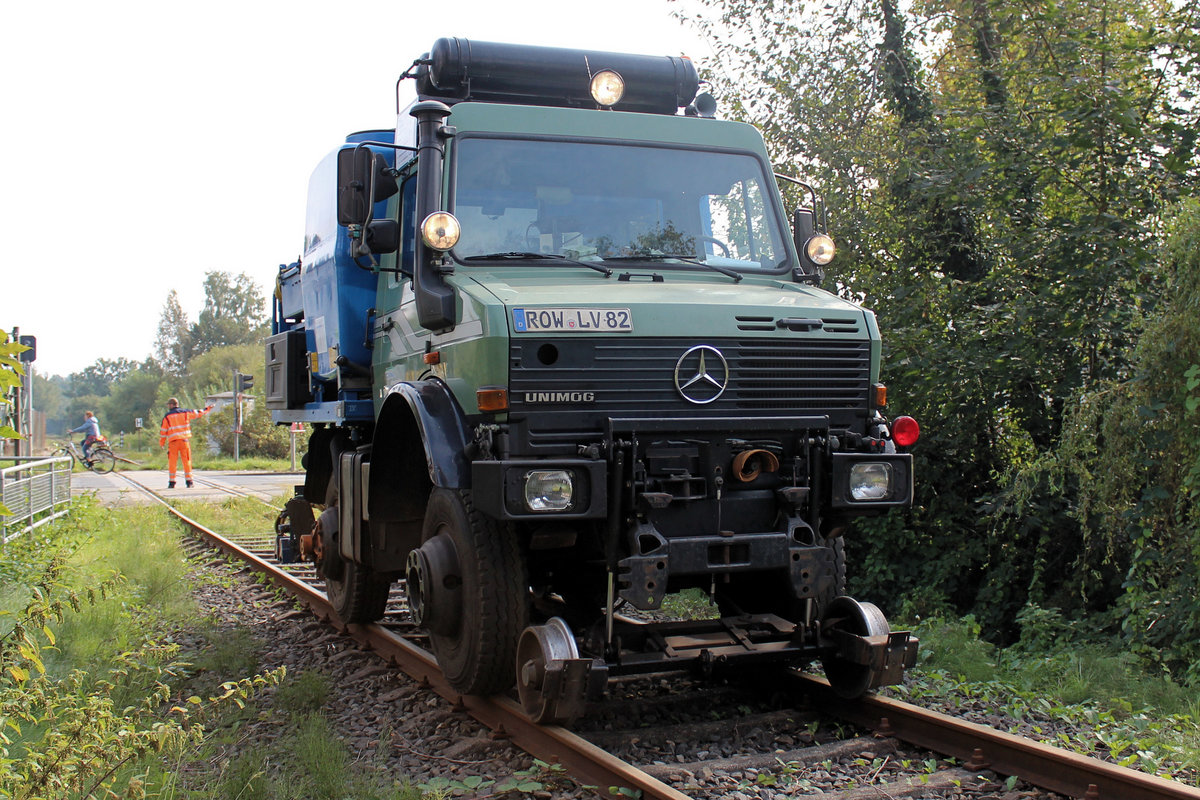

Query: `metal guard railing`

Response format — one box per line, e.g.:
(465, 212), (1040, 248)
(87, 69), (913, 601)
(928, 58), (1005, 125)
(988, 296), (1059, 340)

(1, 456), (72, 544)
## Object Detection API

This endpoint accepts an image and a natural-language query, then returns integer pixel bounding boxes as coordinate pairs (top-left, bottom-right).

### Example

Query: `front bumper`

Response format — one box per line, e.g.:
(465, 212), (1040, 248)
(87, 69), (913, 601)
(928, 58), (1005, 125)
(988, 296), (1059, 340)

(471, 415), (912, 521)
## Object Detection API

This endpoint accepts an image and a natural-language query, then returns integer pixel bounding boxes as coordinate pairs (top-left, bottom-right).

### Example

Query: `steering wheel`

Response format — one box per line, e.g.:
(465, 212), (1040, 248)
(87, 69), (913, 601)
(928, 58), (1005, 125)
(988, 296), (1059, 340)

(525, 223), (542, 252)
(698, 236), (731, 258)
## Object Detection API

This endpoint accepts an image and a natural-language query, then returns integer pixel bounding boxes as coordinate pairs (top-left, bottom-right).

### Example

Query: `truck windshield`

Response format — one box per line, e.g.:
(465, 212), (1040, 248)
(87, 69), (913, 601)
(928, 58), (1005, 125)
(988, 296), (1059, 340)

(452, 137), (788, 272)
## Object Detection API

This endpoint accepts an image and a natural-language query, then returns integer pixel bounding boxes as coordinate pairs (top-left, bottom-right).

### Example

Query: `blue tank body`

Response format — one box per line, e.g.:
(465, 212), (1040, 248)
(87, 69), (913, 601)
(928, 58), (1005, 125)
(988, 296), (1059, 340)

(268, 130), (395, 425)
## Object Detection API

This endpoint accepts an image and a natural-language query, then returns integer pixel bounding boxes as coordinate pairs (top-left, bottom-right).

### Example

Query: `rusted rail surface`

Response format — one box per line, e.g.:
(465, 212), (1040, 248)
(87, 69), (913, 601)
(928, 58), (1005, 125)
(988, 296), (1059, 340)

(114, 471), (691, 800)
(799, 674), (1200, 800)
(117, 471), (1200, 800)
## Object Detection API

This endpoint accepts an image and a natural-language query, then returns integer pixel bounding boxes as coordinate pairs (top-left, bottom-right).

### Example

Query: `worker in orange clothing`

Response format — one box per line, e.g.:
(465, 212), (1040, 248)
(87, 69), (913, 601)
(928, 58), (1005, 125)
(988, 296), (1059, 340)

(159, 397), (214, 488)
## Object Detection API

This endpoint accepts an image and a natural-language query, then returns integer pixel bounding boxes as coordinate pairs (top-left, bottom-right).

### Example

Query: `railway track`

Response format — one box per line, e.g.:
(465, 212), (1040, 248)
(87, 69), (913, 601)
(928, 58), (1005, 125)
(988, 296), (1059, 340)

(112, 470), (1200, 799)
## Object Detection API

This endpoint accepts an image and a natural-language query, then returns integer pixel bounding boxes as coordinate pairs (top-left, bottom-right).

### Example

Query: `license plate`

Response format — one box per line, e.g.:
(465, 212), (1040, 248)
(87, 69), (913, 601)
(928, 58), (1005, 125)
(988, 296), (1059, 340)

(512, 307), (633, 333)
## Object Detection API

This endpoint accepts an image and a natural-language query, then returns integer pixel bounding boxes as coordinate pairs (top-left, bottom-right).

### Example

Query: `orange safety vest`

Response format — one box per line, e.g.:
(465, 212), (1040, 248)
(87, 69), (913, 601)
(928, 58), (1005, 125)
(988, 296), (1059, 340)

(159, 407), (211, 446)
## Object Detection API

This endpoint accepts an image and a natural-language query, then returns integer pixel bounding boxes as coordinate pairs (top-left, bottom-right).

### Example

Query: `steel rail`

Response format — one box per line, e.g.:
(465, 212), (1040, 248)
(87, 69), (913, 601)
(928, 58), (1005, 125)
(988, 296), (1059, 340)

(112, 472), (691, 800)
(797, 674), (1200, 800)
(188, 475), (285, 508)
(115, 471), (1199, 800)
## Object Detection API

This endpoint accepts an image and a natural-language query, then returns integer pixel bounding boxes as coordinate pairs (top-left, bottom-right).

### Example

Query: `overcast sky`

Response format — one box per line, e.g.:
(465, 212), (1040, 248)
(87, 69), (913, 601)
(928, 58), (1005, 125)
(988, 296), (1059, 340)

(1, 0), (714, 378)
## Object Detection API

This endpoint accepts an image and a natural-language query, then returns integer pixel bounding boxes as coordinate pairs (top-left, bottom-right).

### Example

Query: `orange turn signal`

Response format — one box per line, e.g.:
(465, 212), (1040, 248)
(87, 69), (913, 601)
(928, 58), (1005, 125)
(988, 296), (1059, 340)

(873, 384), (887, 408)
(477, 387), (508, 412)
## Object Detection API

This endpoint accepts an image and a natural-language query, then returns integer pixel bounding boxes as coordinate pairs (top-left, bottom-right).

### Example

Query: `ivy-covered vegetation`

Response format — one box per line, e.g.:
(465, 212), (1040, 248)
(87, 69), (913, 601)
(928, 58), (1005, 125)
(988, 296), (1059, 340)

(906, 609), (1200, 777)
(683, 0), (1200, 681)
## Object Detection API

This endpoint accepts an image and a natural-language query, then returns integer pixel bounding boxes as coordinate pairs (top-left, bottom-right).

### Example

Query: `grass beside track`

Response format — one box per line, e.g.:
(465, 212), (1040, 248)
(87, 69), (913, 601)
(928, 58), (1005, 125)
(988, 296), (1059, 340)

(4, 496), (1198, 796)
(0, 499), (427, 799)
(893, 612), (1200, 781)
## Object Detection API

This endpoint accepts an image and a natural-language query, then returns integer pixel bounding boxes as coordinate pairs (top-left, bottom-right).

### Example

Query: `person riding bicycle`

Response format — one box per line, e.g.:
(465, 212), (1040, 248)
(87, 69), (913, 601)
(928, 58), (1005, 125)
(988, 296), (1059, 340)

(69, 411), (101, 463)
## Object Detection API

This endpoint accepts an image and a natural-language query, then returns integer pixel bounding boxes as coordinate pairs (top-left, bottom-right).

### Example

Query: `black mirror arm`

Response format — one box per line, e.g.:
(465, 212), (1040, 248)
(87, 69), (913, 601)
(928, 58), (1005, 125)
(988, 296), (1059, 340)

(775, 172), (829, 231)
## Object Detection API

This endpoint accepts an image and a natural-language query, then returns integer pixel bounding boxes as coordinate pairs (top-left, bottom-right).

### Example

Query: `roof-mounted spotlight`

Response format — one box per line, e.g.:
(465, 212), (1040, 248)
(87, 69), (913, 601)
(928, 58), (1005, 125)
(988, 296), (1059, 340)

(590, 69), (625, 107)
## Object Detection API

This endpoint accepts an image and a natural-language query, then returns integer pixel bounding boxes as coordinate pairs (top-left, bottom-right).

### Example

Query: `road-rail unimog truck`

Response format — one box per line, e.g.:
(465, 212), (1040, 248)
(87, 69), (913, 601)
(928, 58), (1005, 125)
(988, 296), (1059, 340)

(268, 37), (920, 724)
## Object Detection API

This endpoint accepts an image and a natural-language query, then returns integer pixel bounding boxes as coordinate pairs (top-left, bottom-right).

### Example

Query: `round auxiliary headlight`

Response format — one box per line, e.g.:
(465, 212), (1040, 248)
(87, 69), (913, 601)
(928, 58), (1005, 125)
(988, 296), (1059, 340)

(590, 70), (625, 107)
(805, 234), (836, 266)
(421, 212), (461, 251)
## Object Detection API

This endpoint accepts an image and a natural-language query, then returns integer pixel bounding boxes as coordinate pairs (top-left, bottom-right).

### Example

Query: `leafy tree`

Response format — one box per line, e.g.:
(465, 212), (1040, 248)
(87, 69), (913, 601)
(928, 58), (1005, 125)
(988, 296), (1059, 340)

(31, 372), (64, 431)
(189, 272), (268, 357)
(154, 289), (193, 376)
(62, 394), (104, 440)
(1037, 200), (1200, 682)
(178, 343), (261, 400)
(102, 363), (165, 434)
(683, 0), (1200, 642)
(66, 358), (138, 399)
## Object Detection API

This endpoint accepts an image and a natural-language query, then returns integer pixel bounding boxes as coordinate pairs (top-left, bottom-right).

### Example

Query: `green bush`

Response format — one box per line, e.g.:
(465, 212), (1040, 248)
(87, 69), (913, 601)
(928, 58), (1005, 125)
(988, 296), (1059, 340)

(197, 399), (291, 460)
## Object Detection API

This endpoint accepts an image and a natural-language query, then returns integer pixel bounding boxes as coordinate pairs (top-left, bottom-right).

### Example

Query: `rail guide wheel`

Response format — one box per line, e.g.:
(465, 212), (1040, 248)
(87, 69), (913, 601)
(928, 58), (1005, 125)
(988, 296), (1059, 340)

(820, 596), (891, 699)
(516, 617), (593, 725)
(275, 496), (314, 563)
(314, 506), (390, 624)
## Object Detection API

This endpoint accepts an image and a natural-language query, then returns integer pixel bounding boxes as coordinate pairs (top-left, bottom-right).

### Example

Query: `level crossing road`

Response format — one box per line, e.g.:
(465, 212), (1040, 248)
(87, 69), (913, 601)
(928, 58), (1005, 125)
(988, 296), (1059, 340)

(70, 470), (301, 506)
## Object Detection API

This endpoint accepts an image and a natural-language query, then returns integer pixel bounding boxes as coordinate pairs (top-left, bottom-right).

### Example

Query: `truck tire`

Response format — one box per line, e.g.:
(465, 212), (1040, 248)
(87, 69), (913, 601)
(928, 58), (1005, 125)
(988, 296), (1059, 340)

(315, 506), (391, 623)
(326, 562), (391, 624)
(819, 535), (847, 611)
(419, 488), (528, 695)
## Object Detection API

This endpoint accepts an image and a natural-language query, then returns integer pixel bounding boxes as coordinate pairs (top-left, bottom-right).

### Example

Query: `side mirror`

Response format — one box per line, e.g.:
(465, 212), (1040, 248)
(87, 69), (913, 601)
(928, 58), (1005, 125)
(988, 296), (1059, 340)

(792, 207), (824, 284)
(364, 220), (400, 254)
(337, 149), (399, 226)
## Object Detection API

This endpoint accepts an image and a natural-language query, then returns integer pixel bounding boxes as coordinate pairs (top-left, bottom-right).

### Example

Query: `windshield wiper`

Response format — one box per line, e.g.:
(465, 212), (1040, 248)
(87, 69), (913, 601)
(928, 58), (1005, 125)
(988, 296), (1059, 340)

(600, 253), (743, 282)
(461, 251), (612, 277)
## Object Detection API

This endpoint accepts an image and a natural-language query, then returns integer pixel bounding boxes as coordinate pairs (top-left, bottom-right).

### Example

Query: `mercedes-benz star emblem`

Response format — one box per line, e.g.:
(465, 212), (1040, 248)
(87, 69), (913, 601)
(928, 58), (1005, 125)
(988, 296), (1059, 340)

(674, 345), (729, 404)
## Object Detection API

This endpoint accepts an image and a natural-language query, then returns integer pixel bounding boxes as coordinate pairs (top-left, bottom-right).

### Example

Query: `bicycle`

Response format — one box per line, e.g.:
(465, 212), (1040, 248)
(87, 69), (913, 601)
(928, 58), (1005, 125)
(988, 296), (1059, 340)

(53, 438), (117, 474)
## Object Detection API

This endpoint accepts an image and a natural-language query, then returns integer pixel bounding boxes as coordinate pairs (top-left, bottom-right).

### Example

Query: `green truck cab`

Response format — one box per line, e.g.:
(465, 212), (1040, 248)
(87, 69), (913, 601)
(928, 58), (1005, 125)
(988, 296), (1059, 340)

(268, 38), (919, 723)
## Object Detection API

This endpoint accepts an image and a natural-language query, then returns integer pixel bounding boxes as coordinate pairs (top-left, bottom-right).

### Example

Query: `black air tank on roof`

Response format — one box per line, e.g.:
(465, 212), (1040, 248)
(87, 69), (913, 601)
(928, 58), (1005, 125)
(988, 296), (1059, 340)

(415, 37), (699, 115)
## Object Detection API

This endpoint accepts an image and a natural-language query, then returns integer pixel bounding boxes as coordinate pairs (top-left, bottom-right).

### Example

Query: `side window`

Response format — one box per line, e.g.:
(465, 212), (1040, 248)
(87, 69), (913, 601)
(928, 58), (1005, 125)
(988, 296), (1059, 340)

(702, 178), (778, 265)
(388, 173), (419, 289)
(304, 151), (337, 255)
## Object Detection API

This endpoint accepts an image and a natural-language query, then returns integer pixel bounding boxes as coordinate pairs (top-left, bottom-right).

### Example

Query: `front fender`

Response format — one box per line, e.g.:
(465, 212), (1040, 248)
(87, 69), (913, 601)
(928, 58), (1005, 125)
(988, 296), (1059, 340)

(377, 380), (473, 489)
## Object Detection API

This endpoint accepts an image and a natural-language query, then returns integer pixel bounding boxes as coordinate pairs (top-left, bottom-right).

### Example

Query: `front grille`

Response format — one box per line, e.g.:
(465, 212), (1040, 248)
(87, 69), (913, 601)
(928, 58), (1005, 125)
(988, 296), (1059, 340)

(507, 338), (870, 450)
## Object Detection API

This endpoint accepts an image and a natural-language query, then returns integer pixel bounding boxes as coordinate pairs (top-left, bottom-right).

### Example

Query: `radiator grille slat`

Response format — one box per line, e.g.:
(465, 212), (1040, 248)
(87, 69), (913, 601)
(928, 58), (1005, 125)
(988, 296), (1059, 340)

(508, 338), (870, 443)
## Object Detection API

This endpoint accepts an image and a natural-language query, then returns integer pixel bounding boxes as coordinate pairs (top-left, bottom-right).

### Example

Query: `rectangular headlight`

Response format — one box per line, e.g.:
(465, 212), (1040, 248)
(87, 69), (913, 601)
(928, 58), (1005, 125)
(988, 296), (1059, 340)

(830, 453), (912, 509)
(849, 462), (893, 501)
(524, 469), (574, 511)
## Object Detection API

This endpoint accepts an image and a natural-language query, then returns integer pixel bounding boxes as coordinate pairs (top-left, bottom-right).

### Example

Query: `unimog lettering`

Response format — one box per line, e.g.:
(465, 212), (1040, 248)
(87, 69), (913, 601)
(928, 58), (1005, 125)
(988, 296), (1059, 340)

(523, 391), (595, 403)
(266, 36), (921, 726)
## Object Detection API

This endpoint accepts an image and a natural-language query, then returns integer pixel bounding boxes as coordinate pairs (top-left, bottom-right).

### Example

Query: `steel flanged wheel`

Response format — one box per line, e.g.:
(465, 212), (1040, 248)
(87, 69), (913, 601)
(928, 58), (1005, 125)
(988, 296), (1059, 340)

(516, 617), (581, 725)
(316, 506), (390, 624)
(820, 595), (890, 699)
(275, 497), (314, 562)
(313, 507), (344, 582)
